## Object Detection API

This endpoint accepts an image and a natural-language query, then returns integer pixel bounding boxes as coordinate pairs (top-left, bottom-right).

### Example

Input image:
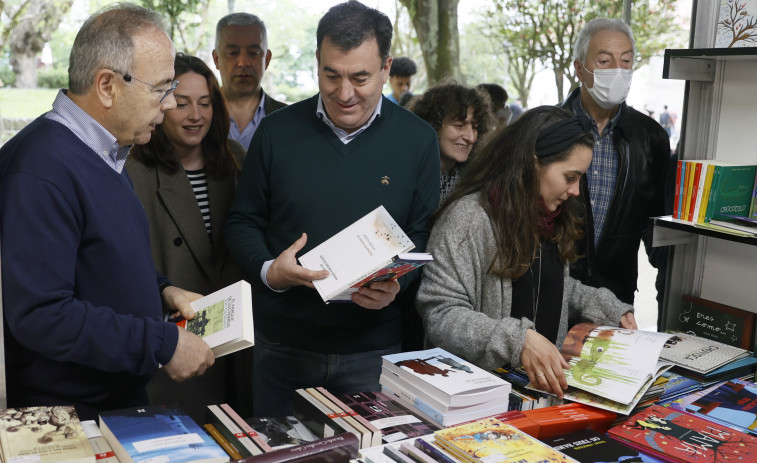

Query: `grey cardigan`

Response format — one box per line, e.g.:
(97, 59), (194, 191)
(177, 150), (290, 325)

(416, 193), (633, 370)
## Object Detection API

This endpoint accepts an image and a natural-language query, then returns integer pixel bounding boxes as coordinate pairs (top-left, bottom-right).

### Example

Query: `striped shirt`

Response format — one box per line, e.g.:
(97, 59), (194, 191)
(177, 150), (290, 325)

(571, 97), (623, 246)
(186, 169), (211, 237)
(45, 89), (130, 173)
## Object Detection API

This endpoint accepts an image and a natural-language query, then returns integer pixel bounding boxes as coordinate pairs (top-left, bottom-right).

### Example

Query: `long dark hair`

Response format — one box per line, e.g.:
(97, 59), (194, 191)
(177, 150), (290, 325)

(436, 105), (594, 279)
(130, 53), (239, 178)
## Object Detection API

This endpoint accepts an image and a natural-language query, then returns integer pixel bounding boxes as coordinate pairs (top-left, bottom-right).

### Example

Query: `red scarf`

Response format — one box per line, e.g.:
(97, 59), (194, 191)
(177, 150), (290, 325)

(539, 198), (561, 237)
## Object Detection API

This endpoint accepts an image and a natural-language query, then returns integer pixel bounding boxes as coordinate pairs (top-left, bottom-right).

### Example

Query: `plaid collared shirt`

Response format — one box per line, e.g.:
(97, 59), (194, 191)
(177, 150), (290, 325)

(571, 97), (623, 247)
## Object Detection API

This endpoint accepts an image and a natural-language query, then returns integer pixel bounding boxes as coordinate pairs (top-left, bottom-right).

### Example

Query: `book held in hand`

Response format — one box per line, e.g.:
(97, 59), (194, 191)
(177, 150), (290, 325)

(0, 405), (95, 463)
(173, 279), (254, 357)
(98, 404), (228, 463)
(298, 206), (431, 303)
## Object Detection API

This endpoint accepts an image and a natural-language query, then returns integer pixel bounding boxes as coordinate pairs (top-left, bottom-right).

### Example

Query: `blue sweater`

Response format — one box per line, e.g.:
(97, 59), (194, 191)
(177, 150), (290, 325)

(0, 117), (177, 418)
(225, 95), (440, 354)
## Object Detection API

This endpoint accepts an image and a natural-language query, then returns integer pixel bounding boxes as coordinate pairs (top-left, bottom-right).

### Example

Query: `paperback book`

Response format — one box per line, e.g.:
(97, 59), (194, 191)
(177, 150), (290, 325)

(98, 404), (228, 463)
(542, 428), (664, 463)
(658, 332), (750, 375)
(173, 279), (254, 357)
(298, 206), (429, 303)
(0, 405), (95, 463)
(235, 432), (359, 463)
(244, 416), (320, 450)
(683, 378), (757, 435)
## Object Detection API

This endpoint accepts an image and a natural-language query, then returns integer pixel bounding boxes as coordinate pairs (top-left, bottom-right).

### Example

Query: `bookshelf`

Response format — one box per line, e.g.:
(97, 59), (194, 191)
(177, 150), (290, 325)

(655, 2), (757, 329)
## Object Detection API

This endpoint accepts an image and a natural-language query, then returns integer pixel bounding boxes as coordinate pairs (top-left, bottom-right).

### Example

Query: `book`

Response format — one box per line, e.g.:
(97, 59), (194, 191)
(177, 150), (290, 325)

(316, 387), (382, 447)
(173, 279), (254, 357)
(682, 161), (695, 222)
(335, 391), (439, 444)
(608, 404), (757, 463)
(527, 323), (675, 415)
(381, 347), (511, 409)
(658, 331), (750, 375)
(710, 214), (757, 235)
(81, 419), (120, 463)
(292, 389), (354, 441)
(236, 432), (359, 463)
(204, 423), (244, 460)
(542, 428), (664, 463)
(750, 171), (757, 219)
(298, 206), (429, 303)
(206, 404), (262, 457)
(0, 405), (95, 463)
(434, 417), (573, 463)
(697, 163), (717, 223)
(304, 388), (372, 449)
(220, 403), (274, 452)
(98, 404), (228, 463)
(684, 378), (757, 435)
(704, 163), (757, 223)
(673, 159), (683, 219)
(244, 416), (320, 450)
(687, 161), (704, 222)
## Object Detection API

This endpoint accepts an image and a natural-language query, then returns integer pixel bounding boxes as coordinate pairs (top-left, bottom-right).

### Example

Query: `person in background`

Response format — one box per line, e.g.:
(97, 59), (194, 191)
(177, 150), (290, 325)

(408, 82), (494, 204)
(509, 97), (524, 121)
(416, 106), (636, 399)
(386, 57), (417, 104)
(397, 91), (414, 108)
(0, 3), (213, 421)
(561, 17), (669, 308)
(126, 53), (250, 421)
(224, 0), (439, 417)
(476, 83), (512, 128)
(213, 12), (286, 151)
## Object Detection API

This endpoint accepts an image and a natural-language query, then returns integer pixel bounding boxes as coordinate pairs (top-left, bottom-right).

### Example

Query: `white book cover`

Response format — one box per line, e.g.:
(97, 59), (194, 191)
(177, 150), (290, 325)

(298, 206), (415, 303)
(382, 348), (511, 408)
(175, 280), (254, 357)
(658, 331), (749, 374)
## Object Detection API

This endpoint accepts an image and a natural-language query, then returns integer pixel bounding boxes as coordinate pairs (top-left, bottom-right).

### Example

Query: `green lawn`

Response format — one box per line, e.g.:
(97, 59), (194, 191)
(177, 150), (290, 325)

(0, 88), (58, 119)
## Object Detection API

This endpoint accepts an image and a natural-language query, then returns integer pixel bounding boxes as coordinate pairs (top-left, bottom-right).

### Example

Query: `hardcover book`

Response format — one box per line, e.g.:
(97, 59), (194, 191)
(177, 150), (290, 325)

(685, 378), (757, 435)
(542, 428), (664, 463)
(434, 417), (574, 463)
(657, 331), (750, 375)
(0, 405), (95, 463)
(703, 163), (757, 223)
(608, 404), (757, 463)
(298, 206), (429, 303)
(173, 279), (254, 357)
(381, 347), (511, 409)
(98, 404), (228, 463)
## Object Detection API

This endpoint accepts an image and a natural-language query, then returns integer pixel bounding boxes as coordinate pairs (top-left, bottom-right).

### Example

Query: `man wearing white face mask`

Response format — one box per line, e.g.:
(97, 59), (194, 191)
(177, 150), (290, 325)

(559, 18), (670, 312)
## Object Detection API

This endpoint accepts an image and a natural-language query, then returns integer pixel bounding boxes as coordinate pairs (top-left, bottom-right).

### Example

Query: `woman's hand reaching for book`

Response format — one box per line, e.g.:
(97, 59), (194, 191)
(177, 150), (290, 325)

(620, 311), (637, 330)
(520, 329), (570, 399)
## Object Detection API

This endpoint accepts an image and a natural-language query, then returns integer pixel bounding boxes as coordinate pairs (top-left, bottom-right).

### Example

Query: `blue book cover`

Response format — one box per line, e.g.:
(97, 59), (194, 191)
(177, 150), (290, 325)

(686, 378), (757, 435)
(99, 405), (228, 463)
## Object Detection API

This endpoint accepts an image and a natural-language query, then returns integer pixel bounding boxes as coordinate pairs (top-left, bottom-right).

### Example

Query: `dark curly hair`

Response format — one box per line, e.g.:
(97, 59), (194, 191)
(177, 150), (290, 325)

(390, 57), (417, 77)
(130, 53), (239, 179)
(408, 82), (495, 159)
(435, 106), (594, 279)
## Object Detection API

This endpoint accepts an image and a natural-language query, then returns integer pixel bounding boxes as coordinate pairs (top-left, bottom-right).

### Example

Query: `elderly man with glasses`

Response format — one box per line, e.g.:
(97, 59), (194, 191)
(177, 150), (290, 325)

(0, 3), (213, 420)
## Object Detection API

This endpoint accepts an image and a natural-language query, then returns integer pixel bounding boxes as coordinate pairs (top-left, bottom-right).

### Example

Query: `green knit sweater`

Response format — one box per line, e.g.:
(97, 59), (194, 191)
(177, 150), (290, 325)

(225, 95), (440, 353)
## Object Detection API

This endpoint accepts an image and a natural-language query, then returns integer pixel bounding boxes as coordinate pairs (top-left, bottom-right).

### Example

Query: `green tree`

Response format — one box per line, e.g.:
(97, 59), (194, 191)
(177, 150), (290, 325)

(398, 0), (460, 85)
(390, 0), (427, 93)
(141, 0), (211, 55)
(481, 0), (684, 105)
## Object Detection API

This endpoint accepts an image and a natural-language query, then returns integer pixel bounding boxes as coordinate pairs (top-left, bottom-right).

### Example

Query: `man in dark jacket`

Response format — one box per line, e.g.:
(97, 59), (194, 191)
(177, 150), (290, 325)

(560, 18), (669, 309)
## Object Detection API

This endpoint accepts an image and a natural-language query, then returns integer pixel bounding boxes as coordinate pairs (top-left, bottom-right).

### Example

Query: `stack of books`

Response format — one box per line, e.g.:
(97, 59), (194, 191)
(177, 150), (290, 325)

(491, 366), (558, 410)
(658, 331), (752, 380)
(379, 348), (511, 427)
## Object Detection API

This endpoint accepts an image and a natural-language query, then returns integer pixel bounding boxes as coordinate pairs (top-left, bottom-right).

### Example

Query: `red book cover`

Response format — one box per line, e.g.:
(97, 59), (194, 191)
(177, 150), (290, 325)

(674, 160), (683, 219)
(608, 404), (757, 463)
(688, 162), (703, 222)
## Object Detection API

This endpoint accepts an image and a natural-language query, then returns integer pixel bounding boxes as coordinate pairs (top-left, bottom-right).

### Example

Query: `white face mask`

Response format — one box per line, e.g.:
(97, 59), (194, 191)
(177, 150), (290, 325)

(582, 65), (633, 110)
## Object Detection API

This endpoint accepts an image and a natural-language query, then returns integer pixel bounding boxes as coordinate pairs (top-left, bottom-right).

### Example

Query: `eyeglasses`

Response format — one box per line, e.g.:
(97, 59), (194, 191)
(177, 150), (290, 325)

(110, 69), (179, 103)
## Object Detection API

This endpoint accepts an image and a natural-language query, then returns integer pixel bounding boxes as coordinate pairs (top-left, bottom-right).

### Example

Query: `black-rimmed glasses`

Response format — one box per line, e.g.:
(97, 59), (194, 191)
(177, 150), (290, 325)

(110, 69), (179, 103)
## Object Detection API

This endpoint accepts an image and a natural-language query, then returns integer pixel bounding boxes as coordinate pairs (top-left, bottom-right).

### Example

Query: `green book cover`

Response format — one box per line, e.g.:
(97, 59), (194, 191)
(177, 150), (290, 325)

(704, 164), (757, 222)
(749, 173), (757, 219)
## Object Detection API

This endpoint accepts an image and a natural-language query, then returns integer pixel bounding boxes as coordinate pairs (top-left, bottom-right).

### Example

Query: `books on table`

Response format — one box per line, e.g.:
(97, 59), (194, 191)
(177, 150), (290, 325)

(608, 404), (757, 463)
(0, 405), (95, 463)
(82, 419), (119, 463)
(98, 404), (228, 463)
(542, 428), (664, 463)
(298, 206), (432, 303)
(678, 378), (757, 436)
(243, 416), (320, 450)
(173, 279), (254, 357)
(658, 331), (750, 375)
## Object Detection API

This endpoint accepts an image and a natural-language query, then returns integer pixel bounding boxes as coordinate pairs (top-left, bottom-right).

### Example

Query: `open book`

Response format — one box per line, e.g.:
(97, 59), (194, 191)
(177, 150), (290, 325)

(172, 280), (254, 357)
(298, 206), (432, 303)
(528, 323), (675, 415)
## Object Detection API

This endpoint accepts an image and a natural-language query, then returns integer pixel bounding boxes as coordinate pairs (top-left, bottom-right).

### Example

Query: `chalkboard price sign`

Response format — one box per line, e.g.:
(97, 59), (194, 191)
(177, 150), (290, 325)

(677, 295), (756, 350)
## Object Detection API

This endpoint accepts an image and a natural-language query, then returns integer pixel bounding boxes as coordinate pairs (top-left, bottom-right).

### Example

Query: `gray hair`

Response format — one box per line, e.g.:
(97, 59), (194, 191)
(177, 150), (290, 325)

(68, 3), (168, 95)
(573, 17), (636, 63)
(215, 13), (267, 49)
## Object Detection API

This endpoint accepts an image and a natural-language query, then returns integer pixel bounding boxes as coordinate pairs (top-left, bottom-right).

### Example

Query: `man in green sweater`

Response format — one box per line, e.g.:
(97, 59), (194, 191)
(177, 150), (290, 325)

(224, 0), (440, 416)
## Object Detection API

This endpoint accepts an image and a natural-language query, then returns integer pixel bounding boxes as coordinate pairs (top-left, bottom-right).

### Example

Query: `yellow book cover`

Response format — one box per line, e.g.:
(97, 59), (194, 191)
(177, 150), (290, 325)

(434, 417), (574, 463)
(682, 161), (697, 222)
(697, 163), (716, 224)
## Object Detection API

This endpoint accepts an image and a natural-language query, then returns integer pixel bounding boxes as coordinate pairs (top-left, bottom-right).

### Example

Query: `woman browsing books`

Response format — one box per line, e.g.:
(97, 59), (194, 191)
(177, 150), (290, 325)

(416, 106), (636, 399)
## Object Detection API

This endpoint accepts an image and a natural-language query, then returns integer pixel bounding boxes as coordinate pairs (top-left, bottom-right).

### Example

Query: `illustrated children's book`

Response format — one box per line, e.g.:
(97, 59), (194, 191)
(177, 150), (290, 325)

(434, 417), (574, 463)
(608, 404), (757, 463)
(657, 331), (750, 375)
(173, 280), (254, 357)
(528, 323), (675, 415)
(298, 206), (431, 303)
(683, 378), (757, 436)
(99, 405), (228, 463)
(0, 405), (95, 463)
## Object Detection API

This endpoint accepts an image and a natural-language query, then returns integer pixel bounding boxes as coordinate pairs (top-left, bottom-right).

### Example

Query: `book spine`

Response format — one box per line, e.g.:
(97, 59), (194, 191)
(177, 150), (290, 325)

(221, 403), (274, 452)
(697, 164), (716, 223)
(293, 389), (351, 439)
(236, 433), (359, 463)
(673, 159), (683, 218)
(305, 387), (368, 448)
(413, 438), (458, 463)
(381, 385), (445, 427)
(205, 423), (245, 460)
(383, 445), (417, 463)
(317, 386), (382, 448)
(207, 404), (262, 456)
(687, 161), (703, 221)
(682, 161), (693, 221)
